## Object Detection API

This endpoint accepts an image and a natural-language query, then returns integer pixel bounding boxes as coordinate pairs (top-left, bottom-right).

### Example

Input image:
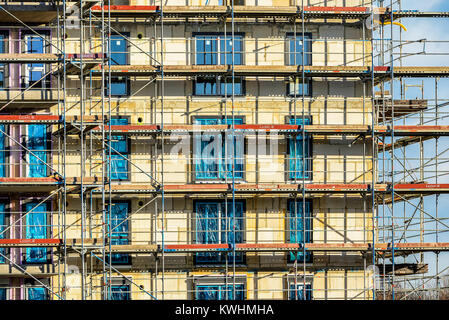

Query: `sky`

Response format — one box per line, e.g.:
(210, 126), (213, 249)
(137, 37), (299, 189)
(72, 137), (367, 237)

(373, 1), (449, 288)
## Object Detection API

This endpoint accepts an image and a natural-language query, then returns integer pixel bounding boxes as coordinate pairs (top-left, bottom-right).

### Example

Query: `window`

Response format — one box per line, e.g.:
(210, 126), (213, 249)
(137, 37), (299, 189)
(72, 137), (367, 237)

(195, 200), (244, 264)
(288, 283), (312, 300)
(194, 33), (244, 96)
(107, 33), (129, 96)
(194, 77), (244, 96)
(24, 202), (48, 264)
(287, 117), (311, 180)
(111, 285), (131, 300)
(23, 32), (50, 89)
(109, 117), (129, 180)
(0, 125), (6, 177)
(27, 124), (49, 178)
(0, 288), (6, 300)
(106, 201), (130, 264)
(196, 284), (244, 300)
(27, 287), (47, 300)
(287, 78), (311, 96)
(193, 117), (244, 180)
(0, 203), (7, 264)
(287, 199), (312, 263)
(0, 32), (7, 88)
(287, 33), (312, 96)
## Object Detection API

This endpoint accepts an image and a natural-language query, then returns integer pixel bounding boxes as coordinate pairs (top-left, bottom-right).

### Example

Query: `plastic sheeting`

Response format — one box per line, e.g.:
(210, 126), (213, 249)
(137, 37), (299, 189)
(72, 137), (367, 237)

(196, 284), (244, 300)
(26, 35), (45, 88)
(194, 77), (243, 96)
(0, 288), (5, 300)
(27, 125), (48, 178)
(109, 34), (129, 95)
(0, 125), (5, 178)
(0, 33), (4, 87)
(25, 202), (48, 263)
(109, 118), (129, 180)
(111, 285), (130, 300)
(0, 203), (5, 264)
(194, 117), (244, 180)
(287, 33), (311, 66)
(288, 199), (312, 262)
(287, 33), (311, 95)
(107, 202), (129, 264)
(288, 283), (312, 300)
(195, 201), (244, 264)
(195, 34), (242, 65)
(27, 287), (47, 300)
(288, 117), (311, 180)
(195, 34), (243, 95)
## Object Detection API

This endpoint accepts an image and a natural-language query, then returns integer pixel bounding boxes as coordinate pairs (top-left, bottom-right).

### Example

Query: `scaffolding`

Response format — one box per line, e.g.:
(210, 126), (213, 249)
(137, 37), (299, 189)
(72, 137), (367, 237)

(0, 0), (448, 300)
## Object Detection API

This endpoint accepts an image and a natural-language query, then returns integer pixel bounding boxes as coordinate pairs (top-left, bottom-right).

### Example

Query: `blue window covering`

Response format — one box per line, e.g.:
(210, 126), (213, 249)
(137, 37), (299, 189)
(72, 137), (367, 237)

(287, 78), (310, 96)
(287, 33), (311, 66)
(196, 35), (218, 65)
(109, 118), (129, 180)
(219, 36), (243, 65)
(288, 283), (312, 300)
(196, 284), (244, 300)
(288, 200), (312, 263)
(25, 202), (47, 263)
(108, 34), (129, 96)
(195, 34), (243, 66)
(107, 202), (129, 264)
(0, 33), (5, 88)
(194, 77), (244, 96)
(27, 124), (48, 178)
(288, 117), (311, 180)
(0, 125), (6, 178)
(0, 203), (6, 264)
(28, 287), (47, 300)
(0, 288), (6, 300)
(195, 201), (244, 264)
(195, 34), (244, 96)
(26, 35), (45, 88)
(287, 33), (311, 96)
(111, 285), (130, 300)
(194, 117), (244, 180)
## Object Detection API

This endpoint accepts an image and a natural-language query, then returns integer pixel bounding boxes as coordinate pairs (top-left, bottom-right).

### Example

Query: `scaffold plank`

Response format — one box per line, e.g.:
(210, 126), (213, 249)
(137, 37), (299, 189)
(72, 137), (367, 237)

(88, 6), (449, 20)
(87, 124), (449, 137)
(0, 4), (59, 24)
(100, 183), (449, 195)
(155, 242), (449, 253)
(90, 64), (449, 78)
(0, 239), (61, 247)
(0, 53), (59, 63)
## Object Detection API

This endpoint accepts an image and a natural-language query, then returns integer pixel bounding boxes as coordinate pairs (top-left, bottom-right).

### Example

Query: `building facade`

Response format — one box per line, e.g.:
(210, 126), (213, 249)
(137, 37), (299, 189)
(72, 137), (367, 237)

(0, 0), (446, 300)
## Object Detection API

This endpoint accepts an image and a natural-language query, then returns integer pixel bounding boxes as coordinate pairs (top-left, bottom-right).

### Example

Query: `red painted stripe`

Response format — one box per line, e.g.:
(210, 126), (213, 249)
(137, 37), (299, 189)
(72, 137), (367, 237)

(164, 184), (228, 190)
(164, 244), (229, 250)
(236, 243), (300, 249)
(234, 124), (300, 130)
(0, 239), (61, 245)
(374, 66), (390, 72)
(66, 53), (105, 59)
(0, 115), (59, 122)
(394, 183), (449, 190)
(304, 6), (369, 13)
(91, 5), (159, 11)
(0, 177), (59, 183)
(105, 125), (159, 131)
(306, 184), (369, 190)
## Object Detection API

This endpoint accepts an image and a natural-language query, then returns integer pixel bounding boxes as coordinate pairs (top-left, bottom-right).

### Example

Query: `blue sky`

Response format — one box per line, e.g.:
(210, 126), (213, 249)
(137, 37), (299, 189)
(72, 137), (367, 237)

(374, 1), (449, 287)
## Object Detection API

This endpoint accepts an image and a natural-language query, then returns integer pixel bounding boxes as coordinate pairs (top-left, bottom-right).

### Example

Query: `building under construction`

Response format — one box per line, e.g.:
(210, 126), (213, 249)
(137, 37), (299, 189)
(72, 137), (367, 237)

(0, 0), (447, 300)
